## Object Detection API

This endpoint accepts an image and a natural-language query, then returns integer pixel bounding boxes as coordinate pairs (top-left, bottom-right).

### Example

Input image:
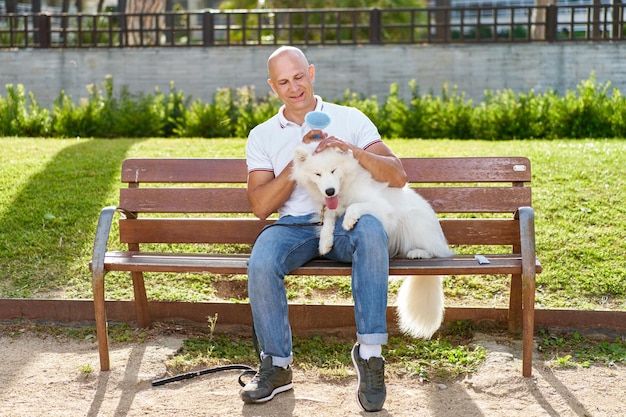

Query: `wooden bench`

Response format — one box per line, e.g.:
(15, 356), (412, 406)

(90, 157), (541, 376)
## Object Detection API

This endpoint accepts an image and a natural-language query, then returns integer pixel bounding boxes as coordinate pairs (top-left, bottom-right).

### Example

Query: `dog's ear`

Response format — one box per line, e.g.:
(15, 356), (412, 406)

(293, 146), (311, 164)
(332, 147), (353, 157)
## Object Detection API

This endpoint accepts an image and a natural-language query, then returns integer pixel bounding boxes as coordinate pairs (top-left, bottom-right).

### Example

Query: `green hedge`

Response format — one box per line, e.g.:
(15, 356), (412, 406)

(1, 73), (624, 139)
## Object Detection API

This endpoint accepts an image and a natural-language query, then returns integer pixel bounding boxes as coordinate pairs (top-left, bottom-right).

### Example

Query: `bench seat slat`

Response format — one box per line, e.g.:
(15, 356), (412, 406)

(118, 218), (522, 245)
(119, 187), (530, 214)
(100, 251), (542, 276)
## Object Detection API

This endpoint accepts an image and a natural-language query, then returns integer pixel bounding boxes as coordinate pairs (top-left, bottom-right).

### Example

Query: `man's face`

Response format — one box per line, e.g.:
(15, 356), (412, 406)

(268, 52), (316, 114)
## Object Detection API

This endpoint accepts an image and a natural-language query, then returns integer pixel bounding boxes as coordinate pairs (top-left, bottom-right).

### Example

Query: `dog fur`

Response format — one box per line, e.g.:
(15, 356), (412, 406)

(291, 146), (454, 339)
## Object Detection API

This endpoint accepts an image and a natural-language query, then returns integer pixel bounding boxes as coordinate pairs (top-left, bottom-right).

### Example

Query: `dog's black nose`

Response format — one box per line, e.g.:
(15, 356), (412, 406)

(325, 188), (335, 196)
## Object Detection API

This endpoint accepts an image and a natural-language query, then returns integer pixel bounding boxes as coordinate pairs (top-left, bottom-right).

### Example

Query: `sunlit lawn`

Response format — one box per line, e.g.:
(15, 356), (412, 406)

(0, 137), (624, 311)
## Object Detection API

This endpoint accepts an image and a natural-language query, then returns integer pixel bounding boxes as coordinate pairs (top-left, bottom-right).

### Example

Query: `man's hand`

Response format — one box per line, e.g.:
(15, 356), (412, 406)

(312, 136), (355, 154)
(302, 130), (328, 143)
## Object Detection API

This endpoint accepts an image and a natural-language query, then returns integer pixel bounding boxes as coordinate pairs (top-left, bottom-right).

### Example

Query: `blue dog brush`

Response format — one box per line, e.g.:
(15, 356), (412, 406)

(305, 111), (331, 137)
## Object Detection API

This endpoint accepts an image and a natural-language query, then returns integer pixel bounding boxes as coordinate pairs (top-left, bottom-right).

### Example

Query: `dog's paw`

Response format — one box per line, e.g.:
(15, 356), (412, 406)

(406, 249), (433, 259)
(342, 207), (360, 230)
(342, 215), (359, 230)
(319, 239), (333, 255)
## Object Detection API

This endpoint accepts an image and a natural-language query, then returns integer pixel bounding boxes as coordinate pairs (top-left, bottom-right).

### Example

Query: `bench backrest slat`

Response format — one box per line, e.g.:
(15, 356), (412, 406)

(120, 188), (252, 213)
(119, 218), (270, 244)
(403, 157), (531, 183)
(119, 218), (522, 246)
(122, 158), (249, 183)
(119, 187), (530, 214)
(120, 157), (531, 184)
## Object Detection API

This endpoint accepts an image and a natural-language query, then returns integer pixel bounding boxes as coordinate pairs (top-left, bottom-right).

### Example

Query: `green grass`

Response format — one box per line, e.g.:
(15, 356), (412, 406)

(162, 314), (487, 381)
(537, 328), (626, 369)
(170, 332), (487, 382)
(0, 137), (625, 311)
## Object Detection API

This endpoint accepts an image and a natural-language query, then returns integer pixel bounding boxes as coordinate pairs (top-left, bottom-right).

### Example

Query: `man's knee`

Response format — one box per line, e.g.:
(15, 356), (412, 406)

(353, 214), (387, 238)
(248, 251), (278, 278)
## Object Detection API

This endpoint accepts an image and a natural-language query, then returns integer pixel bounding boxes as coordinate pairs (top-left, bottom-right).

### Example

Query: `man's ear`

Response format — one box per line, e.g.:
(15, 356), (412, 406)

(267, 78), (277, 94)
(309, 64), (315, 83)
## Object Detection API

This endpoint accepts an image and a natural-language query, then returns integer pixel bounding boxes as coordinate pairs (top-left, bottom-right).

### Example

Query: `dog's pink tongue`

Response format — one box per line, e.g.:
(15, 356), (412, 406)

(325, 196), (339, 210)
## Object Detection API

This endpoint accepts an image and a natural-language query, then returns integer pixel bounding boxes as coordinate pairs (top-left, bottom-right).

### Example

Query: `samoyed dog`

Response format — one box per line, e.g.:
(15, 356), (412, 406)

(291, 146), (454, 339)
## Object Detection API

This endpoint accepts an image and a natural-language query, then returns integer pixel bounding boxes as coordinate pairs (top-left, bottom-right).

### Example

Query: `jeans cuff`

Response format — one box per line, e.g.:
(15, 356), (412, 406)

(263, 353), (293, 368)
(356, 332), (388, 346)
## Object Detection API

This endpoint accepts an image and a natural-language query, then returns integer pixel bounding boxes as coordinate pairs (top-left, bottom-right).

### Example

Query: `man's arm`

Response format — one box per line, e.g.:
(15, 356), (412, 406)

(247, 165), (295, 220)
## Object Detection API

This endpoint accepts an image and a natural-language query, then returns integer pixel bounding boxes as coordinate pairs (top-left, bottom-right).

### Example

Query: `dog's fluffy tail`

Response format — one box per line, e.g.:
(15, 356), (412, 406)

(396, 275), (444, 339)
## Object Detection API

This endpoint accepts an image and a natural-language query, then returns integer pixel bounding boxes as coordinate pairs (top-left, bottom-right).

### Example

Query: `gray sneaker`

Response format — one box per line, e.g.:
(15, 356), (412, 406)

(351, 343), (386, 412)
(240, 356), (293, 403)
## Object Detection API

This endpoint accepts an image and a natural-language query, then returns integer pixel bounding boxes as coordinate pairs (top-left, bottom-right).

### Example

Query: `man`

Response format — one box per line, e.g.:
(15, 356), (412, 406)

(241, 45), (407, 412)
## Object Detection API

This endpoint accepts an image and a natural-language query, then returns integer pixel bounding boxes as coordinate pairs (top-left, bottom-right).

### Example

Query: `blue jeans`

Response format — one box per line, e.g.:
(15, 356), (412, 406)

(247, 214), (389, 367)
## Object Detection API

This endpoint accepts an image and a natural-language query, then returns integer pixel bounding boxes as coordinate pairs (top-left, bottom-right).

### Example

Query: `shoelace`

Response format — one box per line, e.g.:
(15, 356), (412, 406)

(251, 365), (275, 383)
(250, 361), (291, 386)
(364, 361), (384, 389)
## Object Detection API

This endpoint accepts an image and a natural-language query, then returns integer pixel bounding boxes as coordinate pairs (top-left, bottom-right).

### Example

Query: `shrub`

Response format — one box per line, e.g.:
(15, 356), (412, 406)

(473, 89), (549, 139)
(0, 84), (51, 136)
(178, 88), (236, 137)
(380, 83), (410, 138)
(548, 74), (615, 138)
(1, 72), (624, 139)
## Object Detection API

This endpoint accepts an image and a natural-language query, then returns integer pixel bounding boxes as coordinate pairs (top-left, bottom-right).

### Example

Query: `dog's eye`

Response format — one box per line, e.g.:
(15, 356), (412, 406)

(331, 169), (336, 174)
(315, 173), (321, 177)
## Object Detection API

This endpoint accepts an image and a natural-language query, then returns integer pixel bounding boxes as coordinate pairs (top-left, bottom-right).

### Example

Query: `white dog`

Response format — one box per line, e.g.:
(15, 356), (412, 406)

(291, 146), (454, 339)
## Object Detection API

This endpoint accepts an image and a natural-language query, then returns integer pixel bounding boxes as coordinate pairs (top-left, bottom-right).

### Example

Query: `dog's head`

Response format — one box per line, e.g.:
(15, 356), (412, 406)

(292, 146), (358, 210)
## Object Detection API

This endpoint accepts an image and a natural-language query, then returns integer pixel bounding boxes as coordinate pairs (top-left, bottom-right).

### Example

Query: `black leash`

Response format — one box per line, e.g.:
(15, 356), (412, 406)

(151, 364), (257, 387)
(151, 326), (262, 387)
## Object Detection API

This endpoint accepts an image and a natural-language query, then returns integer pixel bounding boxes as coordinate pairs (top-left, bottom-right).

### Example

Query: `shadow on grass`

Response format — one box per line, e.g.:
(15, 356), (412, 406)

(0, 138), (143, 297)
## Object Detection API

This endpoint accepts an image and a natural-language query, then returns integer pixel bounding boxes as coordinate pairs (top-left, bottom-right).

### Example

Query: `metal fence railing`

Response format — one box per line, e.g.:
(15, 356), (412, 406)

(1, 6), (624, 49)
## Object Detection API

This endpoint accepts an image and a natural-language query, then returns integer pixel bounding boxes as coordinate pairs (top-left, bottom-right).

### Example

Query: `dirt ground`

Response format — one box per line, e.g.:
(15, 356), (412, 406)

(1, 326), (624, 417)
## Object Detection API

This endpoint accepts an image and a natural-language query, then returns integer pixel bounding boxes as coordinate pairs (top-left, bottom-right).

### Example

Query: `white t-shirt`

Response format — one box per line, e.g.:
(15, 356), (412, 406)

(246, 96), (382, 217)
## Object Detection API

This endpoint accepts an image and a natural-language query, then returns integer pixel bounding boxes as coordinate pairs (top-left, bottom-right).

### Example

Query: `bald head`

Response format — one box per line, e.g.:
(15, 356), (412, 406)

(267, 46), (309, 78)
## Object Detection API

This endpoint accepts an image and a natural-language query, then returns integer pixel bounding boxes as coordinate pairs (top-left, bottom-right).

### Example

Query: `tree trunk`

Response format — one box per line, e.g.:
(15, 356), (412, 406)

(125, 0), (166, 46)
(434, 0), (451, 42)
(532, 0), (554, 40)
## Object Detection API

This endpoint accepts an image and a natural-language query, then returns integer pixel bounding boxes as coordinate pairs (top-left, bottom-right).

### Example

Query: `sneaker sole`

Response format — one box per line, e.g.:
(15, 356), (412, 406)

(242, 382), (294, 403)
(351, 345), (367, 412)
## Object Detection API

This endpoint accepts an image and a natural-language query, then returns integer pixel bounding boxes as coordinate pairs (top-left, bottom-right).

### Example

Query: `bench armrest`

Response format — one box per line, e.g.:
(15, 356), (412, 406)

(515, 206), (537, 278)
(515, 205), (537, 377)
(91, 206), (136, 278)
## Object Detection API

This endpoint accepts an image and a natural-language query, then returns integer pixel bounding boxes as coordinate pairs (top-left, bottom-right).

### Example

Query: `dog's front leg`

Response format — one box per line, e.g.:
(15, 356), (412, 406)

(343, 201), (396, 232)
(342, 203), (369, 230)
(319, 211), (337, 255)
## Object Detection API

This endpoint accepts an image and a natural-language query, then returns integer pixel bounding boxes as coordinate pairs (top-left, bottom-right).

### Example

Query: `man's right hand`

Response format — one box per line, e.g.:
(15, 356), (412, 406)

(302, 130), (328, 143)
